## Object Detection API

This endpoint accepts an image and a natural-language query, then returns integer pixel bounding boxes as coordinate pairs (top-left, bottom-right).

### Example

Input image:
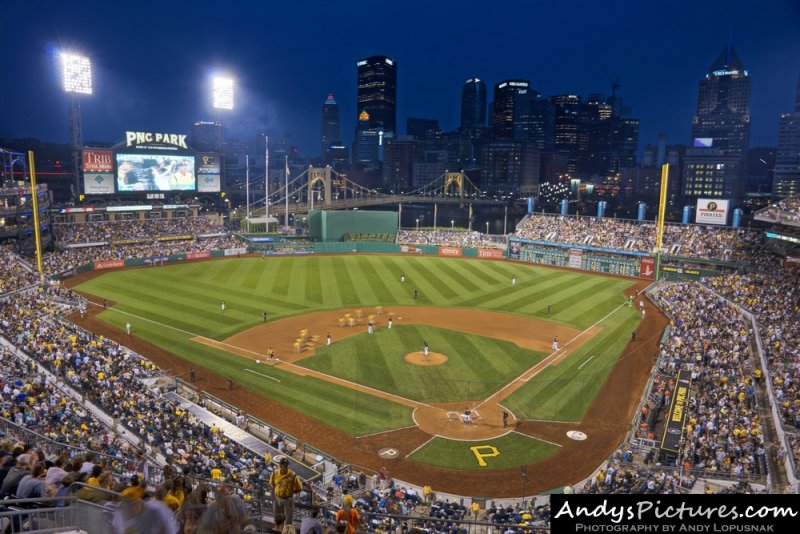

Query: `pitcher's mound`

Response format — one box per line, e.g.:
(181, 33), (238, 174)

(405, 352), (448, 366)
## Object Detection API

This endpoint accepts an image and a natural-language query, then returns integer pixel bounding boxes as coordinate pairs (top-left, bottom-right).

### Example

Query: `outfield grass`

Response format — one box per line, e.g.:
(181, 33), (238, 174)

(408, 433), (560, 470)
(75, 255), (637, 436)
(299, 325), (548, 403)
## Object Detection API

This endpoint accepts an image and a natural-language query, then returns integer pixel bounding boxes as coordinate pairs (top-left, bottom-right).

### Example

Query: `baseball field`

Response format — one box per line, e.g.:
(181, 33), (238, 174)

(70, 254), (662, 496)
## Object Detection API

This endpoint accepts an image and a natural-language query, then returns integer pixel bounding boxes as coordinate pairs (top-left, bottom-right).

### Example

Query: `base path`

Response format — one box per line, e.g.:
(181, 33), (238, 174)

(192, 306), (598, 441)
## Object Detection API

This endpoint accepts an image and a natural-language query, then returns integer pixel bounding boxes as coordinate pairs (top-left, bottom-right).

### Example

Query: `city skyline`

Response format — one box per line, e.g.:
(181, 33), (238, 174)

(1, 0), (798, 158)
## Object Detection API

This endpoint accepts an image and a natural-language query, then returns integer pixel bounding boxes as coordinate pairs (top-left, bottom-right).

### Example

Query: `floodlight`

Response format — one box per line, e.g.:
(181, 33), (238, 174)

(60, 52), (92, 95)
(213, 76), (234, 110)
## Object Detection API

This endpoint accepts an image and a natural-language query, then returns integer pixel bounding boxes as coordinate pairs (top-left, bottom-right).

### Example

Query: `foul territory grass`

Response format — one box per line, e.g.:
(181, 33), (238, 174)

(299, 324), (548, 403)
(409, 433), (560, 470)
(75, 255), (637, 435)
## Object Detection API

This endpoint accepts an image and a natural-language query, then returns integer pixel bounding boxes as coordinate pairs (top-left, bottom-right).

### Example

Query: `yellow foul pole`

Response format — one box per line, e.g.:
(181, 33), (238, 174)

(654, 163), (669, 281)
(27, 151), (44, 274)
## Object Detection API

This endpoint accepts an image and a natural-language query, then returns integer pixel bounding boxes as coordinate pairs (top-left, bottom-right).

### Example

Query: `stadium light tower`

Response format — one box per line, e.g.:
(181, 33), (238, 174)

(210, 75), (234, 195)
(60, 51), (92, 199)
(212, 76), (235, 110)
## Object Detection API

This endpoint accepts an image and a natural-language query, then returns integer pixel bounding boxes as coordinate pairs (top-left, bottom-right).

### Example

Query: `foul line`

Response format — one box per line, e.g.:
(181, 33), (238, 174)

(244, 368), (281, 382)
(578, 354), (596, 370)
(512, 430), (563, 448)
(405, 435), (436, 458)
(473, 300), (631, 411)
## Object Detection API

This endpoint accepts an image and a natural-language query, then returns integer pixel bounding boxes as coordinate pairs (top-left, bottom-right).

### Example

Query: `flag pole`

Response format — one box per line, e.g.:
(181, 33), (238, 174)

(265, 136), (269, 223)
(245, 154), (250, 233)
(284, 155), (289, 228)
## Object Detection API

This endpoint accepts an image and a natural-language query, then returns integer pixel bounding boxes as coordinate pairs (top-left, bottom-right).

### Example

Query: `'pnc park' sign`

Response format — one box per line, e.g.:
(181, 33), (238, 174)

(125, 131), (188, 149)
(660, 369), (691, 453)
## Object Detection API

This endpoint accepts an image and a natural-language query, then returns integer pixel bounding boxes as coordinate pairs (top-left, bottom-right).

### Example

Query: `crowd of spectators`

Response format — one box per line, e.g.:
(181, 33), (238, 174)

(40, 235), (242, 276)
(397, 229), (505, 249)
(755, 197), (800, 225)
(0, 248), (41, 294)
(514, 214), (765, 263)
(53, 217), (226, 245)
(646, 283), (768, 477)
(0, 283), (271, 511)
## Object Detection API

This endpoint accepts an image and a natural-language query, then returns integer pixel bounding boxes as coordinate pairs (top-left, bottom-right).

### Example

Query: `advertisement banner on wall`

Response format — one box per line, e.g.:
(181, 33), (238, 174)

(661, 369), (692, 453)
(695, 199), (729, 226)
(187, 251), (211, 260)
(82, 149), (114, 172)
(83, 173), (115, 195)
(568, 248), (583, 269)
(400, 245), (423, 254)
(508, 241), (521, 260)
(438, 246), (463, 257)
(94, 259), (125, 271)
(224, 247), (247, 256)
(640, 257), (655, 279)
(197, 174), (221, 192)
(477, 248), (504, 259)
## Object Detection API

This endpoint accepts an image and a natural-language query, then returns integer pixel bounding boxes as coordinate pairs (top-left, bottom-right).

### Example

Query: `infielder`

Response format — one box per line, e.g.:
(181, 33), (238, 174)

(423, 341), (430, 358)
(552, 337), (559, 350)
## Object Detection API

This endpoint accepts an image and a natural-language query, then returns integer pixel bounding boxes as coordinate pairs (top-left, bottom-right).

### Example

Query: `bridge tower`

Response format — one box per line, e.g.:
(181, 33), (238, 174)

(307, 167), (333, 210)
(443, 172), (466, 197)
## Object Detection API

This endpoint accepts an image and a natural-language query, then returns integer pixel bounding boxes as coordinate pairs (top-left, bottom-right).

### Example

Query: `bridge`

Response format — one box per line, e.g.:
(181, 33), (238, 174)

(236, 167), (508, 221)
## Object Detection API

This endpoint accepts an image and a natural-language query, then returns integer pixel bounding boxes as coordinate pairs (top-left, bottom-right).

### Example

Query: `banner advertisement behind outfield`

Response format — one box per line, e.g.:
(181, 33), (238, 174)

(157, 235), (193, 242)
(661, 369), (691, 453)
(83, 173), (115, 195)
(438, 246), (463, 257)
(477, 248), (504, 258)
(508, 241), (521, 260)
(640, 257), (655, 279)
(223, 247), (247, 256)
(695, 198), (729, 225)
(94, 259), (125, 270)
(400, 245), (423, 254)
(187, 251), (211, 260)
(83, 149), (114, 172)
(568, 248), (583, 269)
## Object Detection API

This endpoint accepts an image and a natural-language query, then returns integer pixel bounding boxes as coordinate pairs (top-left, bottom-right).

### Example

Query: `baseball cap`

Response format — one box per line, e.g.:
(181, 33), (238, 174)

(279, 457), (289, 465)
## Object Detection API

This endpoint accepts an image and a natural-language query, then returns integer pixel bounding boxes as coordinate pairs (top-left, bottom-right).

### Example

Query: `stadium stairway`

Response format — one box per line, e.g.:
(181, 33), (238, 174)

(163, 392), (319, 481)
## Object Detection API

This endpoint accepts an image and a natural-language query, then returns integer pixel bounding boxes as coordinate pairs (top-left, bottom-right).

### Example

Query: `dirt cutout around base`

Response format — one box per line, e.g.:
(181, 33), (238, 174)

(405, 351), (447, 366)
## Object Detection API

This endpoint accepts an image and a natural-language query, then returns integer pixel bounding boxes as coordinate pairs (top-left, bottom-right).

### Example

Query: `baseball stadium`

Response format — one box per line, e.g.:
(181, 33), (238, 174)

(2, 144), (800, 532)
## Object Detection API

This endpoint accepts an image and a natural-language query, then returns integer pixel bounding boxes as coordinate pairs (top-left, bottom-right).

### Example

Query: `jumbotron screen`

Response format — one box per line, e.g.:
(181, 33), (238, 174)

(116, 153), (196, 192)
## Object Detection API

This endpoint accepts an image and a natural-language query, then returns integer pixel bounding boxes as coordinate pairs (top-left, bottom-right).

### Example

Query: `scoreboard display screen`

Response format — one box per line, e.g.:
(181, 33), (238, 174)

(116, 153), (196, 192)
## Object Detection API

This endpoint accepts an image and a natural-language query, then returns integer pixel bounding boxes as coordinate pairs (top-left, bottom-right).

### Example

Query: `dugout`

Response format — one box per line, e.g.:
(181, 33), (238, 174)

(308, 209), (397, 242)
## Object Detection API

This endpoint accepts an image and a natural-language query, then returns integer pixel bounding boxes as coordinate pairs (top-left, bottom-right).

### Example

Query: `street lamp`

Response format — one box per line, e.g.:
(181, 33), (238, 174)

(450, 220), (454, 230)
(60, 51), (92, 199)
(416, 218), (419, 230)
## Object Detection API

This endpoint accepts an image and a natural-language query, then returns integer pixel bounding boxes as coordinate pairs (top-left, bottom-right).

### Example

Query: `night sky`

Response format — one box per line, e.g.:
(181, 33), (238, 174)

(1, 0), (798, 157)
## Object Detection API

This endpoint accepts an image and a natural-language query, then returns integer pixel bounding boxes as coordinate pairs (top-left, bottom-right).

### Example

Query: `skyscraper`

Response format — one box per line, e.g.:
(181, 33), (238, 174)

(356, 55), (397, 133)
(321, 92), (341, 160)
(773, 75), (800, 197)
(550, 94), (581, 174)
(691, 46), (751, 158)
(192, 121), (223, 152)
(461, 78), (487, 131)
(492, 79), (531, 139)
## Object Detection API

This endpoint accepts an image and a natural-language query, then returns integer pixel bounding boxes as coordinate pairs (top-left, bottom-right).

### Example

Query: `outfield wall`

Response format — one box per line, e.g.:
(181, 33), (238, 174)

(508, 238), (655, 279)
(308, 210), (398, 242)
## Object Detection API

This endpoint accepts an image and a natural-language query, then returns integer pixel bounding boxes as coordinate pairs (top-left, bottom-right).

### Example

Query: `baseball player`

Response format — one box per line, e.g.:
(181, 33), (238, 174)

(125, 322), (131, 335)
(423, 341), (430, 358)
(388, 316), (393, 329)
(221, 301), (226, 312)
(552, 337), (559, 351)
(326, 332), (332, 346)
(512, 276), (516, 285)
